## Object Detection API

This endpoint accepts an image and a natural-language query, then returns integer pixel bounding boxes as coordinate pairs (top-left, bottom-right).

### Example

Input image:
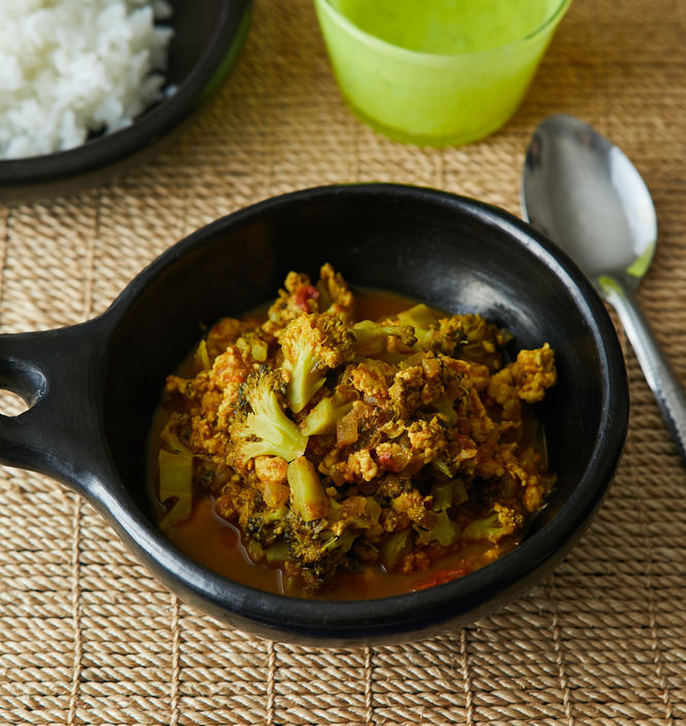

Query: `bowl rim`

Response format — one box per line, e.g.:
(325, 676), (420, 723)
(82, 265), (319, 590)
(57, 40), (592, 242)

(102, 183), (628, 639)
(315, 0), (572, 64)
(0, 0), (252, 187)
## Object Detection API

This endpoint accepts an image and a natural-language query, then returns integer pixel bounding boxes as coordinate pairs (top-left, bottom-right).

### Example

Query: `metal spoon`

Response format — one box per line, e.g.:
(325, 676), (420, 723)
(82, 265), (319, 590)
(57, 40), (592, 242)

(522, 113), (686, 462)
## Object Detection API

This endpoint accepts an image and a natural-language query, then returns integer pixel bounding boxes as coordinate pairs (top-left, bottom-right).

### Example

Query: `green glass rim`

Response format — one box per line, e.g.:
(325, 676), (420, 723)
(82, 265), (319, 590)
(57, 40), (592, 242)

(316, 0), (572, 62)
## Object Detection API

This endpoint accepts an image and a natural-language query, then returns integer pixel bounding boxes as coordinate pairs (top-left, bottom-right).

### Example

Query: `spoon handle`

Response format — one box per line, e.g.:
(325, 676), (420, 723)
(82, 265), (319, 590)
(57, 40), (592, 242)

(602, 277), (686, 463)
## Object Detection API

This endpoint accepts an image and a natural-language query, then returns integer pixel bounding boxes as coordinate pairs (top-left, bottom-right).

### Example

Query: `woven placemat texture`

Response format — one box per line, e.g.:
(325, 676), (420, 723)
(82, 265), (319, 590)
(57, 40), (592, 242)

(1, 0), (685, 723)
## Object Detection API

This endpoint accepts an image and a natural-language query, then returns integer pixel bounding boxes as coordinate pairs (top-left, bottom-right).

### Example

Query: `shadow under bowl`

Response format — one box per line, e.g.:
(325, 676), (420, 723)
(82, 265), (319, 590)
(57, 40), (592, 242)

(0, 0), (252, 202)
(0, 184), (628, 645)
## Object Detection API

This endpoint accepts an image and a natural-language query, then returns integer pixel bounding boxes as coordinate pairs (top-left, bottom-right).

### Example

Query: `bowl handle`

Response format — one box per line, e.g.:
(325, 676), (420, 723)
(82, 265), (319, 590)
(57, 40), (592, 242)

(0, 320), (109, 489)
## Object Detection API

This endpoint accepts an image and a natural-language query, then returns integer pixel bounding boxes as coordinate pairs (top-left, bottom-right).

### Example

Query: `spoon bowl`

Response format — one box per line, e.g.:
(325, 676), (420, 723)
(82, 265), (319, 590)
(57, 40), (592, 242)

(523, 115), (657, 284)
(522, 114), (686, 462)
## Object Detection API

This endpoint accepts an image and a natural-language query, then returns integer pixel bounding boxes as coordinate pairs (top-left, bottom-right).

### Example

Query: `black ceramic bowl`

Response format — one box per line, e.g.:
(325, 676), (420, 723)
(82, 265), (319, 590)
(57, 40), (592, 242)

(0, 0), (251, 201)
(0, 184), (628, 645)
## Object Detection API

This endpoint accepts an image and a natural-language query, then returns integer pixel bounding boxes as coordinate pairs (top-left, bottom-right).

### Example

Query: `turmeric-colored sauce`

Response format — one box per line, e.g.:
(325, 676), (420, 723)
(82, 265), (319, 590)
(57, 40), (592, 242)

(159, 490), (512, 599)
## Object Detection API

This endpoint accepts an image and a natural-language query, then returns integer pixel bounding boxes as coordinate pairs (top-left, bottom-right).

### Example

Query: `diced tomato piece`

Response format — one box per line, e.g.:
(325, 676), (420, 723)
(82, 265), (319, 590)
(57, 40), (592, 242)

(376, 451), (401, 472)
(294, 285), (319, 312)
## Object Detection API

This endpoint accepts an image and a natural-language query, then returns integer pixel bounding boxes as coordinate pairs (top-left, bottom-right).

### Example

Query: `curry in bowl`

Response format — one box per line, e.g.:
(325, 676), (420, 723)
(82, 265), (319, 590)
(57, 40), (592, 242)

(150, 263), (556, 598)
(0, 184), (626, 641)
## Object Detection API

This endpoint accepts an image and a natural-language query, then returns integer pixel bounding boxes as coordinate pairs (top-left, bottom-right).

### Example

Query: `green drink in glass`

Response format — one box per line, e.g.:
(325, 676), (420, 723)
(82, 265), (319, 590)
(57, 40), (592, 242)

(314, 0), (571, 146)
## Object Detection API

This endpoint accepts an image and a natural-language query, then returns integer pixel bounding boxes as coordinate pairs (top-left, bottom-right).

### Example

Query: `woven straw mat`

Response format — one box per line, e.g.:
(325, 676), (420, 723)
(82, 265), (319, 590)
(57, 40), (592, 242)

(1, 0), (685, 724)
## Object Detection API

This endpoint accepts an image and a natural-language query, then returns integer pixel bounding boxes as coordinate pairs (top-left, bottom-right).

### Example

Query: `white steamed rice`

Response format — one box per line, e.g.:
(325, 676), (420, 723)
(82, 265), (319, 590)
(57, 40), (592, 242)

(0, 0), (174, 160)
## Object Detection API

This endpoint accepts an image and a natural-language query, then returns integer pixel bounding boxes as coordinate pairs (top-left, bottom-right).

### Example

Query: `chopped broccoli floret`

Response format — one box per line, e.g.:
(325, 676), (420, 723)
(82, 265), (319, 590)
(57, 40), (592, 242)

(386, 306), (511, 364)
(280, 313), (356, 413)
(352, 319), (417, 358)
(415, 509), (460, 547)
(316, 263), (355, 320)
(462, 503), (524, 543)
(392, 304), (439, 348)
(282, 515), (341, 576)
(230, 370), (308, 464)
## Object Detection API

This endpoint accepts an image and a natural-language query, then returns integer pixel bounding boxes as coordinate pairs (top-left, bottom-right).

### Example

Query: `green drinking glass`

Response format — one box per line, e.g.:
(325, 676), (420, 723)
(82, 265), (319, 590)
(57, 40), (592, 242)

(314, 0), (571, 146)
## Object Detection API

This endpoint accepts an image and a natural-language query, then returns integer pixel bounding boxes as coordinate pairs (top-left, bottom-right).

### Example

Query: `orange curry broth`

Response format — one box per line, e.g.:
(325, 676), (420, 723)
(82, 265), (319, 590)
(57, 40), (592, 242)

(147, 288), (525, 599)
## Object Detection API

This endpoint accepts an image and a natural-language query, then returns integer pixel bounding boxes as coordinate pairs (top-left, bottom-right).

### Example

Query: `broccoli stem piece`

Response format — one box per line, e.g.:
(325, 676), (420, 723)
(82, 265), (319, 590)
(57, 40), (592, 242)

(430, 510), (460, 546)
(431, 479), (469, 511)
(321, 530), (357, 554)
(300, 395), (353, 436)
(264, 540), (291, 564)
(381, 529), (412, 571)
(431, 481), (454, 511)
(158, 448), (193, 529)
(287, 456), (330, 522)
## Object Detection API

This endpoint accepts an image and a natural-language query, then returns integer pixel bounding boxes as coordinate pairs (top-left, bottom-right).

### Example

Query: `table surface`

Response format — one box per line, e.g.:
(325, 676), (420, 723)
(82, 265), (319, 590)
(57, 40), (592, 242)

(1, 0), (685, 724)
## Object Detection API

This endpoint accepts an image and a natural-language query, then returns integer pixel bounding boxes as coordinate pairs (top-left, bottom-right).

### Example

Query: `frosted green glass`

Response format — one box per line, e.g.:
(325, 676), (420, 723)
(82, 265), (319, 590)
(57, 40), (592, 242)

(314, 0), (571, 146)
